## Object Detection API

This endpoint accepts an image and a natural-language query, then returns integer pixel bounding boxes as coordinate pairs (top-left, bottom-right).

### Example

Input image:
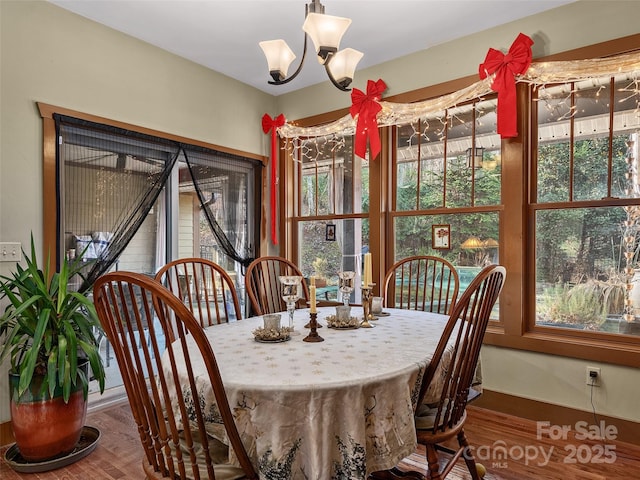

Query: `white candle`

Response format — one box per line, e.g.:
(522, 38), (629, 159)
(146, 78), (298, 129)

(310, 285), (317, 313)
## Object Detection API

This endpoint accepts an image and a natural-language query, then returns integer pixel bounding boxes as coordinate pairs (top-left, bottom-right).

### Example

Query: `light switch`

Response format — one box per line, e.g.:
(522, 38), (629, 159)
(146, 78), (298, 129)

(0, 242), (22, 262)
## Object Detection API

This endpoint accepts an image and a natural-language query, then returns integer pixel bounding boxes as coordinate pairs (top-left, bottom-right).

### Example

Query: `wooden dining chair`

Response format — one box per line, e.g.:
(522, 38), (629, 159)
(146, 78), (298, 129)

(93, 272), (258, 480)
(383, 255), (460, 315)
(370, 264), (505, 480)
(155, 258), (242, 326)
(244, 256), (310, 316)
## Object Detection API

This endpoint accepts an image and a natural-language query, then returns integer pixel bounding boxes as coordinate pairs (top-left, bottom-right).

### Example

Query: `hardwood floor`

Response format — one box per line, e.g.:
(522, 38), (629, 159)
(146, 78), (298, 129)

(1, 402), (639, 479)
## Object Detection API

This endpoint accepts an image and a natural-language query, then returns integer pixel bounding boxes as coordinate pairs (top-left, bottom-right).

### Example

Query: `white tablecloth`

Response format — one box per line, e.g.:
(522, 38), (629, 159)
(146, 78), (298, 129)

(164, 307), (451, 479)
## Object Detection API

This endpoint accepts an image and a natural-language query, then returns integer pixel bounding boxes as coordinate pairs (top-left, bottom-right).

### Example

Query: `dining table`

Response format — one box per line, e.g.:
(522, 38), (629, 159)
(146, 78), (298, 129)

(162, 305), (458, 480)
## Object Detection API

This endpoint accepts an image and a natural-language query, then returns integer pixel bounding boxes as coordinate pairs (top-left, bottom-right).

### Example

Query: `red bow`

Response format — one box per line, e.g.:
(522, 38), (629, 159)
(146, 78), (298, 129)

(350, 79), (387, 160)
(262, 113), (285, 245)
(479, 33), (533, 138)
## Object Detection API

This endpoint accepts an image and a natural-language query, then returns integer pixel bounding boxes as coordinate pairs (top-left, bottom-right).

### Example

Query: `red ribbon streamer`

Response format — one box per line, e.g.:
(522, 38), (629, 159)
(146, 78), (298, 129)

(350, 79), (387, 160)
(262, 113), (285, 245)
(479, 33), (533, 138)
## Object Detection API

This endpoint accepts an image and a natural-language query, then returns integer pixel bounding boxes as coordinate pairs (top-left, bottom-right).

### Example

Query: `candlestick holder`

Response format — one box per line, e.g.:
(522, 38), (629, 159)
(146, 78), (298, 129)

(338, 271), (356, 306)
(360, 284), (376, 328)
(304, 300), (322, 328)
(280, 275), (303, 335)
(303, 312), (324, 342)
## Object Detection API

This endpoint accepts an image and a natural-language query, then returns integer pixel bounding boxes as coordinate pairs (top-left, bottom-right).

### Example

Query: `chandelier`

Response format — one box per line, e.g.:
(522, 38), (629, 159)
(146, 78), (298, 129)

(259, 0), (363, 91)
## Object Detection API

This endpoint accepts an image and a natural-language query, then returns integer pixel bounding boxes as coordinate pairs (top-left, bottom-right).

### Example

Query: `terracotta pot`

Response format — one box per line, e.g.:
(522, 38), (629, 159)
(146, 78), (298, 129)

(9, 366), (88, 462)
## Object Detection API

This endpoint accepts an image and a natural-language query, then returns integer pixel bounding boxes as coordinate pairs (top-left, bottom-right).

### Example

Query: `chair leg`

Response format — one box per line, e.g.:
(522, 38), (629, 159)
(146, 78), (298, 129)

(425, 445), (442, 480)
(457, 429), (481, 480)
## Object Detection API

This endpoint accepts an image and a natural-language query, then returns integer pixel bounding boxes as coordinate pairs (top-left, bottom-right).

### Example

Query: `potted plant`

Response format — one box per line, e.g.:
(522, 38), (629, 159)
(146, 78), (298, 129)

(0, 236), (105, 462)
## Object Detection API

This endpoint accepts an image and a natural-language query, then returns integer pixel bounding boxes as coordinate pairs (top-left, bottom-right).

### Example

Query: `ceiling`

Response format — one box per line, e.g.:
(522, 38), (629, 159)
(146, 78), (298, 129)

(48, 0), (576, 96)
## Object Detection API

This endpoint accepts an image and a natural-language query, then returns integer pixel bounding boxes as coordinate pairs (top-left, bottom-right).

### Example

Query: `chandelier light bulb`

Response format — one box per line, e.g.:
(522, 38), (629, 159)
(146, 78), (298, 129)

(259, 40), (297, 82)
(327, 48), (364, 88)
(302, 12), (352, 64)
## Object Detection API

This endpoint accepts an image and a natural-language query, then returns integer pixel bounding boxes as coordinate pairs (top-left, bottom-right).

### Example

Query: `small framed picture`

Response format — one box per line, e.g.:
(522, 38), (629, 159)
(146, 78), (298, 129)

(325, 224), (336, 241)
(432, 224), (451, 250)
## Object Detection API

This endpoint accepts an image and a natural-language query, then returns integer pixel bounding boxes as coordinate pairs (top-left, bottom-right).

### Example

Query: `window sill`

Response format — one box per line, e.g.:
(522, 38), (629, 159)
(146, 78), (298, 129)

(484, 327), (640, 368)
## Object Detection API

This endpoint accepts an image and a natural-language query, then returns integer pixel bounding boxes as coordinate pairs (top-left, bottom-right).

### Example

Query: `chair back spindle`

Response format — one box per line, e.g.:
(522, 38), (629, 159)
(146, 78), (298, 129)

(244, 256), (310, 316)
(156, 257), (242, 326)
(384, 256), (460, 315)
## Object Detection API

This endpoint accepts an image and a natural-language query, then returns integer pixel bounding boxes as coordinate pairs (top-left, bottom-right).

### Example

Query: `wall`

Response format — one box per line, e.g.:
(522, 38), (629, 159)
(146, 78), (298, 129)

(481, 346), (640, 422)
(0, 0), (276, 423)
(1, 0), (639, 427)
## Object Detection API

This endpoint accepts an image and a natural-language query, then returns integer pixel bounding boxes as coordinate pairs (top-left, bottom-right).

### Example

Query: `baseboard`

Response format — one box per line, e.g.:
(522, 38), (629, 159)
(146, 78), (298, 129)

(475, 389), (640, 446)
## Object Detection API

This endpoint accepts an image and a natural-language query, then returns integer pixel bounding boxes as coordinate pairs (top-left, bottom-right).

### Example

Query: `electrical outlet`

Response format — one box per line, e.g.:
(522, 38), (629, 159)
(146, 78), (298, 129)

(0, 242), (21, 262)
(586, 366), (601, 387)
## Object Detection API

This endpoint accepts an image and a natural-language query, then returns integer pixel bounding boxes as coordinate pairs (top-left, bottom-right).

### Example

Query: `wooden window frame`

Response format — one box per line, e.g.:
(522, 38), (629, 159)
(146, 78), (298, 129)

(284, 34), (640, 368)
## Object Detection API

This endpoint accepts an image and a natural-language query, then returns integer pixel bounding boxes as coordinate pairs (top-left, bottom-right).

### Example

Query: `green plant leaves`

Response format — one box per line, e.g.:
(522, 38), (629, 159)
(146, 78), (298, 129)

(0, 233), (105, 402)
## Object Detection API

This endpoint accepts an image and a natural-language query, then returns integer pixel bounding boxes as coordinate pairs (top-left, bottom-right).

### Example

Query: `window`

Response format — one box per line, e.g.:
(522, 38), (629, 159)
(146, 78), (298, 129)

(284, 38), (640, 367)
(532, 74), (640, 337)
(391, 99), (501, 302)
(288, 135), (369, 303)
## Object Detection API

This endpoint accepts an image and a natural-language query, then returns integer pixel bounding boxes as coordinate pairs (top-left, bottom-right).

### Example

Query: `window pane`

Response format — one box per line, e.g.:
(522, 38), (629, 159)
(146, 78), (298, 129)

(443, 151), (470, 208)
(534, 206), (640, 336)
(573, 80), (611, 201)
(298, 218), (369, 303)
(613, 76), (640, 198)
(537, 141), (571, 203)
(537, 84), (573, 202)
(537, 75), (640, 203)
(393, 212), (500, 294)
(534, 73), (640, 338)
(298, 135), (365, 215)
(573, 136), (611, 201)
(396, 121), (420, 210)
(396, 100), (500, 211)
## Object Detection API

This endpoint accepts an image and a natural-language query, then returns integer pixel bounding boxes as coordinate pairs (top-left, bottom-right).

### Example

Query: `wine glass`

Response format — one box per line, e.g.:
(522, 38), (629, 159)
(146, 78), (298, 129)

(338, 271), (356, 306)
(280, 275), (303, 334)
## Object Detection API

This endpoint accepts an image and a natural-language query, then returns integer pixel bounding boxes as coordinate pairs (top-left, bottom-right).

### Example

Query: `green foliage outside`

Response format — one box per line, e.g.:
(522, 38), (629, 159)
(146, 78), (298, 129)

(394, 153), (501, 266)
(537, 279), (625, 329)
(535, 135), (631, 329)
(297, 131), (635, 332)
(299, 222), (343, 282)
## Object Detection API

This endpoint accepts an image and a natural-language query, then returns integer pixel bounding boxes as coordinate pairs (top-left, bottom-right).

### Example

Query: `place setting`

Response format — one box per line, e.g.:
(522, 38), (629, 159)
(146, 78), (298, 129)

(252, 313), (292, 343)
(325, 305), (360, 329)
